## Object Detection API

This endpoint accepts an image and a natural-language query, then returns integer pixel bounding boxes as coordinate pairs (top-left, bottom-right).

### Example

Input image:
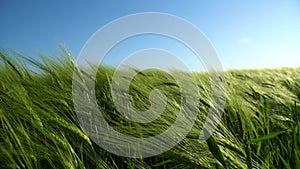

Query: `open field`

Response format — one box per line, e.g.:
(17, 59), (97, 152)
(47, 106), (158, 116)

(0, 50), (299, 168)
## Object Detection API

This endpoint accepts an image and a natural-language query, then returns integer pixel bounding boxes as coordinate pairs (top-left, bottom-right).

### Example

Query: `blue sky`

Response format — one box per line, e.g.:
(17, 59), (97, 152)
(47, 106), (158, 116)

(1, 1), (300, 70)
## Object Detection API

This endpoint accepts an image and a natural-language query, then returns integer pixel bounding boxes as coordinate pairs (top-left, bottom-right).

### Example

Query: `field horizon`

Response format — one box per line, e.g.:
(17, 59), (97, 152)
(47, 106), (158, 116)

(0, 49), (299, 169)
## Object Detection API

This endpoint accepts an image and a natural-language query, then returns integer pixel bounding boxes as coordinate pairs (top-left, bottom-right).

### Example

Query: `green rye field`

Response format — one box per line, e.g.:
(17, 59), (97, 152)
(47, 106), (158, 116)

(0, 49), (299, 169)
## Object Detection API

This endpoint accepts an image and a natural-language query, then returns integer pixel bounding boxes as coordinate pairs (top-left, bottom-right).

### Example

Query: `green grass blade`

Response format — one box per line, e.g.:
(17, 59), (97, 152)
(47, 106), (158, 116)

(250, 131), (284, 143)
(279, 154), (292, 169)
(152, 159), (173, 167)
(204, 129), (227, 169)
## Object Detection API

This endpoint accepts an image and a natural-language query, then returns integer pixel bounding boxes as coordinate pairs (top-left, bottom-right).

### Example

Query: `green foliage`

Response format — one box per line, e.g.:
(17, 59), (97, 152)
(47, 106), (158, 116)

(0, 49), (299, 168)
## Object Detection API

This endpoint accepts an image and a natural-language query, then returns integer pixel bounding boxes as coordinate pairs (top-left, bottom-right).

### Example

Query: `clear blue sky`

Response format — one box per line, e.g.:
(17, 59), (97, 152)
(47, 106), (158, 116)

(1, 1), (300, 70)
